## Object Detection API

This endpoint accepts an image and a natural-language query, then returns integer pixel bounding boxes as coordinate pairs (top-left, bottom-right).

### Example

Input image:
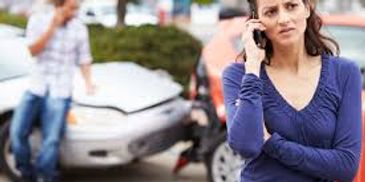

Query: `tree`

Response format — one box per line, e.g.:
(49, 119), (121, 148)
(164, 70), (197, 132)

(116, 0), (127, 27)
(116, 0), (138, 27)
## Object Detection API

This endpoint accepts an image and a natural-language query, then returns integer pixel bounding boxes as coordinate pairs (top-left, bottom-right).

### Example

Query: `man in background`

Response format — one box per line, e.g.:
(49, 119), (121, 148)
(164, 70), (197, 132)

(10, 0), (94, 181)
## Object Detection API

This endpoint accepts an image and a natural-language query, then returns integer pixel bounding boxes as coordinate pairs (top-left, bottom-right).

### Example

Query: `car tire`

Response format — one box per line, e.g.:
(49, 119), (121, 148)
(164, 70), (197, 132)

(0, 121), (22, 181)
(204, 132), (245, 182)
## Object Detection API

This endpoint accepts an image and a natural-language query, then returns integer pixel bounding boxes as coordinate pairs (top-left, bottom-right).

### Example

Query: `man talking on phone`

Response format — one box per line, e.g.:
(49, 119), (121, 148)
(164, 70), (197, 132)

(10, 0), (94, 181)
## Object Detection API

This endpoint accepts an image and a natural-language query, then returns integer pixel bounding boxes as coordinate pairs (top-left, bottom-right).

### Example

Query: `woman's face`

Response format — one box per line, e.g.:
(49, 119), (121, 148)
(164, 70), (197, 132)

(256, 0), (310, 47)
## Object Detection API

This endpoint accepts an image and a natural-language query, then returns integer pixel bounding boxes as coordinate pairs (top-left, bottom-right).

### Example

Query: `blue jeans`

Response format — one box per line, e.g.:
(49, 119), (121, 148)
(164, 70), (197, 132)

(10, 91), (71, 181)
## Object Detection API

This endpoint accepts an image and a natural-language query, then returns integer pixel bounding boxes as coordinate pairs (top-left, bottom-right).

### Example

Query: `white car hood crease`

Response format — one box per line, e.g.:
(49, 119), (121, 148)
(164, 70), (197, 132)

(73, 62), (182, 113)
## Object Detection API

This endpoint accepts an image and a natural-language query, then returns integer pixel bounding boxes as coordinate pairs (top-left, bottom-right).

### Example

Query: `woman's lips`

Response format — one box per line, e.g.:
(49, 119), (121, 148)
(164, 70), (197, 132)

(279, 27), (295, 34)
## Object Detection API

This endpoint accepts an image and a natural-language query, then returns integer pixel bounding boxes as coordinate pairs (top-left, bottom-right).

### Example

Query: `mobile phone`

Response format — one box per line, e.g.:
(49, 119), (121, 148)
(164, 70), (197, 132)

(251, 11), (267, 49)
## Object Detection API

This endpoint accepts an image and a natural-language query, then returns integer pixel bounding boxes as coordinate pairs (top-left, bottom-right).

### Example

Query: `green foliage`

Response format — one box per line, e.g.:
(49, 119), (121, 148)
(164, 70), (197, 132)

(89, 24), (202, 96)
(0, 11), (27, 28)
(193, 0), (214, 5)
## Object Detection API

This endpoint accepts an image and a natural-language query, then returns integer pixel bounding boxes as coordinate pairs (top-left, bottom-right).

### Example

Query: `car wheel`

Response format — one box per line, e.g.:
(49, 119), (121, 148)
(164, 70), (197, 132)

(205, 132), (245, 182)
(0, 121), (22, 181)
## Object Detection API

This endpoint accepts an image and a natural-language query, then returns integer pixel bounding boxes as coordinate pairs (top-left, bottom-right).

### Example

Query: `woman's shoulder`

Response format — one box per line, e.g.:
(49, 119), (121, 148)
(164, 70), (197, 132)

(325, 55), (361, 77)
(325, 55), (362, 91)
(222, 62), (246, 85)
(222, 62), (245, 78)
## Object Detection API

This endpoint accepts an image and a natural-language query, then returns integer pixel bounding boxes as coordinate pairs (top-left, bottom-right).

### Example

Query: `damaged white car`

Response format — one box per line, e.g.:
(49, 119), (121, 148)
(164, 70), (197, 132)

(0, 38), (191, 181)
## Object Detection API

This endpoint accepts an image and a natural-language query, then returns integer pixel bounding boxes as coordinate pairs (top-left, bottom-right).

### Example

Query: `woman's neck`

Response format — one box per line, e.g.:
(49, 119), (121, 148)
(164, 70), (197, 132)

(270, 36), (310, 74)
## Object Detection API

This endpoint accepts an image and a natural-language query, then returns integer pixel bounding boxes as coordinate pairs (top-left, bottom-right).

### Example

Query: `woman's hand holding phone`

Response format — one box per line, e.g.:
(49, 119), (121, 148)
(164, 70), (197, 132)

(241, 19), (267, 76)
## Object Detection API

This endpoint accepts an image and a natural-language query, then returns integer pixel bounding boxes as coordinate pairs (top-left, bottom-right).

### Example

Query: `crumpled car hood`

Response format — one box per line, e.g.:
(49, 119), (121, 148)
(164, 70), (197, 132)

(73, 62), (182, 113)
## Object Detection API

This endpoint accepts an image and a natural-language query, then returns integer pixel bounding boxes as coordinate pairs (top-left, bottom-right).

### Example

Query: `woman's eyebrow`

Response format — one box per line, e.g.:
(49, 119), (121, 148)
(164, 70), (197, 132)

(262, 5), (277, 11)
(283, 0), (297, 4)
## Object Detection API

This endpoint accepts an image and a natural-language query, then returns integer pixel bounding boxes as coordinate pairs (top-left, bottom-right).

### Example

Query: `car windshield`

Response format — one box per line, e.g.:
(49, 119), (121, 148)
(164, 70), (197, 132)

(0, 39), (30, 81)
(0, 24), (25, 38)
(323, 25), (365, 68)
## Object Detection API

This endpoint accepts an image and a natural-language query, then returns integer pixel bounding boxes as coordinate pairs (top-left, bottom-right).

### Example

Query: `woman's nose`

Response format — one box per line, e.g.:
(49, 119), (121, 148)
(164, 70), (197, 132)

(277, 10), (290, 25)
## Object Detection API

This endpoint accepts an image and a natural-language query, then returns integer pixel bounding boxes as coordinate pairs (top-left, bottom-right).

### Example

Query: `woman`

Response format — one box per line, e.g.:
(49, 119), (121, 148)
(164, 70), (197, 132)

(222, 0), (362, 181)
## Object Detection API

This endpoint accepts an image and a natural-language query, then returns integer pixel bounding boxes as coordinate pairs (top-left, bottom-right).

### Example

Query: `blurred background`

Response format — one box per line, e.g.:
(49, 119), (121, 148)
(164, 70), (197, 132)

(2, 0), (364, 93)
(1, 0), (365, 182)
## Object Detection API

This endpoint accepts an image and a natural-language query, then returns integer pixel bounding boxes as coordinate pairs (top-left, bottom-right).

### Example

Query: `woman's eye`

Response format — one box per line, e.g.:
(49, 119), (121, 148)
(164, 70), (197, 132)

(265, 10), (276, 17)
(287, 3), (298, 10)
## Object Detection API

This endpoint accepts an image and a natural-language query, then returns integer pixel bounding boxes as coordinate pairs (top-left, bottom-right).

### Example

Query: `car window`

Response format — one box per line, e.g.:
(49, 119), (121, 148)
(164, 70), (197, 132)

(0, 39), (32, 81)
(322, 25), (365, 68)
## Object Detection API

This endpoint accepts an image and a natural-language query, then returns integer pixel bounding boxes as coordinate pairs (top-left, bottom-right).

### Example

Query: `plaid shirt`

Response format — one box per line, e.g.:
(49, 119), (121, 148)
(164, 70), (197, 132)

(26, 10), (92, 99)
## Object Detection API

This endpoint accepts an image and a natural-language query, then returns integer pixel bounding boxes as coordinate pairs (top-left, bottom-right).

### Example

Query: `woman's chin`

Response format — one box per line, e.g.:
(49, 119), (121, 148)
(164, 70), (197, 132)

(275, 37), (300, 47)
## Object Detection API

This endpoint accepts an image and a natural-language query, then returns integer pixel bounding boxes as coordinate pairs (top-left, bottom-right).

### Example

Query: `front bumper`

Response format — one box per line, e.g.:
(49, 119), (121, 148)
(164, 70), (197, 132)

(59, 98), (191, 167)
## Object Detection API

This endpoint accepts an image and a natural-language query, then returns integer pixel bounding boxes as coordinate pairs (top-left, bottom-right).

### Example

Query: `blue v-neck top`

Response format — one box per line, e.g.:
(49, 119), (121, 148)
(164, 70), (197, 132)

(222, 54), (362, 182)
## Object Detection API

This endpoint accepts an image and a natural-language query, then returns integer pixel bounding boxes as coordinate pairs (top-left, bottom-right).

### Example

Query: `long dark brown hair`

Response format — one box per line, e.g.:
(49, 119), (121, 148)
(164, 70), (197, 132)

(237, 0), (340, 65)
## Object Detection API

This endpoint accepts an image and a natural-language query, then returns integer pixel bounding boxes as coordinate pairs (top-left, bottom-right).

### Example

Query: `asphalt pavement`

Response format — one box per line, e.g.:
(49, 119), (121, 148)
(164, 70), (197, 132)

(0, 142), (207, 182)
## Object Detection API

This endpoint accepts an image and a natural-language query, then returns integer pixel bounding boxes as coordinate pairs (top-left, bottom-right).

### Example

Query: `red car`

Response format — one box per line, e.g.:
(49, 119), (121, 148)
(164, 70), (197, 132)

(179, 15), (365, 182)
